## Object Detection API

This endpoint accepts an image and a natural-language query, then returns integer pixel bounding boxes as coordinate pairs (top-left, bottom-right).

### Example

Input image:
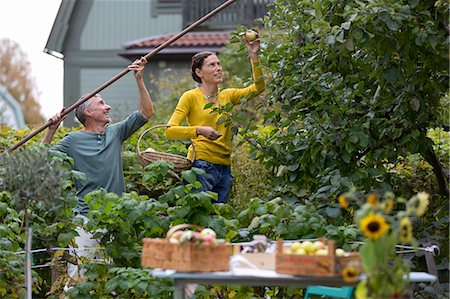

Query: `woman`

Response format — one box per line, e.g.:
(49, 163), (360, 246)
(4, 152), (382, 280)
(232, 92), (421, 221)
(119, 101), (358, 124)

(165, 34), (264, 203)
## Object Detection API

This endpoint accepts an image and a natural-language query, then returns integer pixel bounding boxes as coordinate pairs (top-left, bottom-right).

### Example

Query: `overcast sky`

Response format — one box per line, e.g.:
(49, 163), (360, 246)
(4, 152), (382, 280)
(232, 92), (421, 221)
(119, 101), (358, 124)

(0, 0), (63, 119)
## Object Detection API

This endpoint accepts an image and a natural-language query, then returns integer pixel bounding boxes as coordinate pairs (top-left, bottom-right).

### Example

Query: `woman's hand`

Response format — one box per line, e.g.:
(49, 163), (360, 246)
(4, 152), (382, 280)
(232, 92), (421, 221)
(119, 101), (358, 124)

(245, 32), (260, 62)
(196, 126), (222, 140)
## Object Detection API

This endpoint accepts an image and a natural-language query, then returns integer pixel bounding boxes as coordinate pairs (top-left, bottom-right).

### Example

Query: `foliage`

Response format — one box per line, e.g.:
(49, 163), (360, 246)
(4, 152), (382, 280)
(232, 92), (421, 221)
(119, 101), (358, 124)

(146, 69), (195, 125)
(236, 196), (359, 249)
(0, 145), (78, 298)
(1, 1), (448, 294)
(0, 38), (44, 126)
(230, 141), (271, 210)
(65, 266), (173, 299)
(0, 191), (27, 298)
(0, 122), (75, 154)
(253, 0), (449, 200)
(0, 144), (73, 210)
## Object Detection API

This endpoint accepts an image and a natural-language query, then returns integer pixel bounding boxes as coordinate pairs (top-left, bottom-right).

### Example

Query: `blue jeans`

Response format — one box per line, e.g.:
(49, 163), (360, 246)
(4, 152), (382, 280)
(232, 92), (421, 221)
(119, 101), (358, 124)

(192, 160), (234, 203)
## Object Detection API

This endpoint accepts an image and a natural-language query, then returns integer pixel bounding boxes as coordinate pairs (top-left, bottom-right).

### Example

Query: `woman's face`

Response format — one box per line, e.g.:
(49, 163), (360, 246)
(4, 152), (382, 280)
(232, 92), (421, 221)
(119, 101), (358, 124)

(196, 54), (223, 85)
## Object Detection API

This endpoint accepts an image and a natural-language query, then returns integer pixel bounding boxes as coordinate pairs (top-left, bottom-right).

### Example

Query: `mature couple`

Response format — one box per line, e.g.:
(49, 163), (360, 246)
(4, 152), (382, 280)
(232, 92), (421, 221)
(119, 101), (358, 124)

(43, 34), (264, 281)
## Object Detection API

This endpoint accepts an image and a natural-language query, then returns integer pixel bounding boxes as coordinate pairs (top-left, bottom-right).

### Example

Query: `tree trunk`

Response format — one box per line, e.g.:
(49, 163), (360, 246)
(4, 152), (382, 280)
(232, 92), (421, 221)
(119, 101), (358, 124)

(422, 146), (449, 196)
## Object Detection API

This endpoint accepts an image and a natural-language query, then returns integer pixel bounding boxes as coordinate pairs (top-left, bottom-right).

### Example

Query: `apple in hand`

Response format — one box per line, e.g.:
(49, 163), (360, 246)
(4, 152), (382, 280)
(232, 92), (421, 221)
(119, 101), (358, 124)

(245, 29), (258, 43)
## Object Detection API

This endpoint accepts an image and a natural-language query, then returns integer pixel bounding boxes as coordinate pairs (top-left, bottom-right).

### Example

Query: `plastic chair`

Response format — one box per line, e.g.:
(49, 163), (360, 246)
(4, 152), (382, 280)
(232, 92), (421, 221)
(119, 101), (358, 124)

(304, 286), (354, 299)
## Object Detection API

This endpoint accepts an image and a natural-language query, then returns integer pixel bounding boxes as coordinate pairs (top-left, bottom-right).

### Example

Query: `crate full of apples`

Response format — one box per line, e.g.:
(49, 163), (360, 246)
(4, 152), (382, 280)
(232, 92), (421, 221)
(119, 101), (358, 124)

(275, 239), (361, 277)
(142, 224), (231, 272)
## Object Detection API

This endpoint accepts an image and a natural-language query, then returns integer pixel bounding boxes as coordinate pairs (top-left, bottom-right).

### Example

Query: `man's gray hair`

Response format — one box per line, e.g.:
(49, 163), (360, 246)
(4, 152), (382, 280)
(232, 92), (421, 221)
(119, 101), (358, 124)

(75, 94), (100, 126)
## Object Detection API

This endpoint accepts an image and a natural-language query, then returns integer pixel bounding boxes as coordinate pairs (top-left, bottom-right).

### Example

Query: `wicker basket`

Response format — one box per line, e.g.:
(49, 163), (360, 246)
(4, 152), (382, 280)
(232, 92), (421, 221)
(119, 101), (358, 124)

(275, 239), (362, 277)
(142, 224), (231, 272)
(136, 125), (194, 173)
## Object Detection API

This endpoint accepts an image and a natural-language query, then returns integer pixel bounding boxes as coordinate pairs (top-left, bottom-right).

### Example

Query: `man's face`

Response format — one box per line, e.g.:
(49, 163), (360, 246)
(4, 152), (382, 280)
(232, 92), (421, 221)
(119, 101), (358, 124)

(196, 54), (223, 85)
(85, 96), (111, 124)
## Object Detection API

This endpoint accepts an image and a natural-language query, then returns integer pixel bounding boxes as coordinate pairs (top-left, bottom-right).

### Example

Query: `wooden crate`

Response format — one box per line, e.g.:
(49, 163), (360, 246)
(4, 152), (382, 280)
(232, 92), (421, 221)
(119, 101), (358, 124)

(141, 224), (231, 272)
(275, 239), (361, 277)
(232, 245), (276, 270)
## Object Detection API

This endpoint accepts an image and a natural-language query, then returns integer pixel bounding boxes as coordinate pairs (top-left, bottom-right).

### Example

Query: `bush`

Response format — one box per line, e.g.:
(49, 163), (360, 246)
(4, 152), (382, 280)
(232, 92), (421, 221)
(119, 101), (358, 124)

(230, 142), (271, 209)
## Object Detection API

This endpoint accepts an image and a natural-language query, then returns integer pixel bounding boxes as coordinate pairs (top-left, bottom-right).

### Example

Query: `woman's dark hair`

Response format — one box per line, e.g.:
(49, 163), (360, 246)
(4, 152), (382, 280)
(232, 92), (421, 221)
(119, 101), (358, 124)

(190, 51), (216, 83)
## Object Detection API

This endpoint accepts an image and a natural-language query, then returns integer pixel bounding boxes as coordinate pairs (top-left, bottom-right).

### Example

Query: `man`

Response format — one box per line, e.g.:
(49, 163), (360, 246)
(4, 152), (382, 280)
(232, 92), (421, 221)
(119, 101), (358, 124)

(42, 56), (153, 282)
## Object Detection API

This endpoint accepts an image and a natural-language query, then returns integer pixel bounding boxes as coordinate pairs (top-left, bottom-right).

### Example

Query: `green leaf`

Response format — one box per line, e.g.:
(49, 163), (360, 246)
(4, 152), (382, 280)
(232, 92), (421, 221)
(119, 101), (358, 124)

(351, 28), (363, 40)
(183, 170), (197, 185)
(203, 102), (214, 109)
(409, 98), (420, 112)
(217, 117), (228, 125)
(383, 67), (398, 83)
(349, 135), (359, 144)
(341, 22), (351, 30)
(57, 231), (78, 245)
(344, 38), (355, 51)
(248, 216), (260, 230)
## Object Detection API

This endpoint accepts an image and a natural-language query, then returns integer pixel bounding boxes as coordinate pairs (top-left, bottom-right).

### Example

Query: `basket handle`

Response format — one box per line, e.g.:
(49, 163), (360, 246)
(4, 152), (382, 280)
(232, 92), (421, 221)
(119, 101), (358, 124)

(166, 224), (204, 239)
(136, 124), (195, 162)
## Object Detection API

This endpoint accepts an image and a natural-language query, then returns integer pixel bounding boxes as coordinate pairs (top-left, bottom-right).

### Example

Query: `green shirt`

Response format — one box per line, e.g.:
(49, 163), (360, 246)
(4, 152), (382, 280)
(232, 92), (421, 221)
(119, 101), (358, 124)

(52, 111), (147, 215)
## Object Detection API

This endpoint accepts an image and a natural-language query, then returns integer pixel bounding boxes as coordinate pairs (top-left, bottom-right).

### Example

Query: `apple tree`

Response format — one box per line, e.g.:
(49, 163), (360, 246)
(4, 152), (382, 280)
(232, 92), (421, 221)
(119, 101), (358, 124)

(249, 0), (449, 198)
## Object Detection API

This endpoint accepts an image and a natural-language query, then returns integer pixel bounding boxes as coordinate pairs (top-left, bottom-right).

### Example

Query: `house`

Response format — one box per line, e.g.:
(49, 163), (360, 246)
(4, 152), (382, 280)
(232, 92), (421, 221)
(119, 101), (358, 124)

(0, 85), (25, 129)
(45, 0), (271, 127)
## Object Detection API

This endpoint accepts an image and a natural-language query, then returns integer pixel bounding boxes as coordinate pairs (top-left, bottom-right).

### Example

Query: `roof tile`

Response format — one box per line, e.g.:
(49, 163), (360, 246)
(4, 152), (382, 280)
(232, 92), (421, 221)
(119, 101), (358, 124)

(125, 31), (230, 49)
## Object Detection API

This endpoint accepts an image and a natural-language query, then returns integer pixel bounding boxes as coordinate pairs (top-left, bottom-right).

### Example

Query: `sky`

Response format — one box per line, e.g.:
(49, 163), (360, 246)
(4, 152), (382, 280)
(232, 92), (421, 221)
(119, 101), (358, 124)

(0, 0), (63, 119)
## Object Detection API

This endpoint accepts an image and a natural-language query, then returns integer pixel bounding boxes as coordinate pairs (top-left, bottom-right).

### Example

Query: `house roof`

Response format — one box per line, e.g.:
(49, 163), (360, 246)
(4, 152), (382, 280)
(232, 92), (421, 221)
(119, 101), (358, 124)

(44, 0), (76, 58)
(119, 31), (231, 59)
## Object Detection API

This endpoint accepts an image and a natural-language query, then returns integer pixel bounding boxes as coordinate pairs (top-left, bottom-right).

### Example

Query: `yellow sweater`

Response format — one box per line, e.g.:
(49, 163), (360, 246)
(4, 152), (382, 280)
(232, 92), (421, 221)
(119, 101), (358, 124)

(165, 61), (265, 165)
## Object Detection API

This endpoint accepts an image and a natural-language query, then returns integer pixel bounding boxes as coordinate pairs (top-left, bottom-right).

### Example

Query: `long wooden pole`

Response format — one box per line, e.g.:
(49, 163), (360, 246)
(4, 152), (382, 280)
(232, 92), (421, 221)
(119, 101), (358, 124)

(7, 0), (237, 153)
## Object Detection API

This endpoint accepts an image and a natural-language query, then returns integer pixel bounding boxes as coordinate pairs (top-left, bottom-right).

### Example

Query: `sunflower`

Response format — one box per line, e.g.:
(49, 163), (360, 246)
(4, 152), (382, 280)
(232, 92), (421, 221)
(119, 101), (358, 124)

(383, 198), (394, 213)
(338, 195), (349, 209)
(399, 217), (413, 244)
(360, 213), (390, 240)
(342, 266), (359, 283)
(228, 290), (236, 298)
(416, 192), (429, 217)
(366, 193), (378, 207)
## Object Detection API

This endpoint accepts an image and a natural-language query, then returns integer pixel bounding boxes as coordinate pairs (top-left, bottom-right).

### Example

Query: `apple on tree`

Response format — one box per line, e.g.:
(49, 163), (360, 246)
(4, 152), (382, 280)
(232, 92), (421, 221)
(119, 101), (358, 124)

(244, 29), (258, 43)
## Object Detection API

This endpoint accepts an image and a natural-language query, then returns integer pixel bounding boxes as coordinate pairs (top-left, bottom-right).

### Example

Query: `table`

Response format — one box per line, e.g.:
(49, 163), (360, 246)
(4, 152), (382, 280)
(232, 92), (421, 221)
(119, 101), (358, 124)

(152, 268), (437, 299)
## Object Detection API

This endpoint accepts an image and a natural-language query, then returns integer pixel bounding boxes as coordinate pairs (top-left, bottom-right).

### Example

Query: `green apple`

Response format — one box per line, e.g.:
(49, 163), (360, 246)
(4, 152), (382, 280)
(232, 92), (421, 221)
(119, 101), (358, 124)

(171, 230), (184, 241)
(169, 237), (179, 244)
(312, 240), (326, 251)
(245, 29), (258, 43)
(315, 249), (328, 256)
(295, 248), (307, 255)
(179, 230), (193, 243)
(200, 228), (217, 239)
(335, 248), (346, 257)
(290, 241), (302, 252)
(300, 240), (314, 254)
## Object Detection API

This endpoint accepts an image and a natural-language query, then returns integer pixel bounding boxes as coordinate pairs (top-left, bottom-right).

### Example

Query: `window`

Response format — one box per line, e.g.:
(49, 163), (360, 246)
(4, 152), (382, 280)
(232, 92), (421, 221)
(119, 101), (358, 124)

(151, 0), (182, 17)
